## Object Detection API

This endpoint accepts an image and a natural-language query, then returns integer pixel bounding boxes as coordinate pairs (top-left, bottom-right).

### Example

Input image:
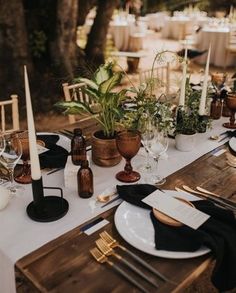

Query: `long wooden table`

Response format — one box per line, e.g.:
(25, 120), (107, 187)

(15, 141), (236, 293)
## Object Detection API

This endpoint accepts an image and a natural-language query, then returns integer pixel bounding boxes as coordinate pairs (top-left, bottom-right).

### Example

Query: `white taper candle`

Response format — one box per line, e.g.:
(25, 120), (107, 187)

(179, 46), (188, 106)
(199, 44), (211, 115)
(24, 66), (41, 180)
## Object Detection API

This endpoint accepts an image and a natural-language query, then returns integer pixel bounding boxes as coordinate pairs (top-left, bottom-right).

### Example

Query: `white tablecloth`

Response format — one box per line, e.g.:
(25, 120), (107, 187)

(196, 27), (236, 67)
(162, 16), (209, 40)
(146, 12), (168, 31)
(0, 117), (232, 293)
(84, 20), (146, 51)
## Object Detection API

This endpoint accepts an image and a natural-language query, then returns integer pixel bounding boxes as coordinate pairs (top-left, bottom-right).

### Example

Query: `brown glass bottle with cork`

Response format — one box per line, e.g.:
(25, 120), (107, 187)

(71, 128), (86, 165)
(210, 93), (222, 119)
(77, 160), (93, 198)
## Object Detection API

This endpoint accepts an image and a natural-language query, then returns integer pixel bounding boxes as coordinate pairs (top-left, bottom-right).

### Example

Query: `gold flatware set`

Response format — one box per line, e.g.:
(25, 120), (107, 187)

(175, 185), (236, 214)
(90, 231), (174, 293)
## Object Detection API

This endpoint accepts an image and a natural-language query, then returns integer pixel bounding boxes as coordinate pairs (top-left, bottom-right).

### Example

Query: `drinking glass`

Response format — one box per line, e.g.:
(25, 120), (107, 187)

(116, 130), (141, 183)
(0, 134), (22, 194)
(146, 129), (168, 185)
(139, 118), (155, 172)
(14, 131), (45, 184)
(0, 133), (6, 183)
(0, 133), (5, 155)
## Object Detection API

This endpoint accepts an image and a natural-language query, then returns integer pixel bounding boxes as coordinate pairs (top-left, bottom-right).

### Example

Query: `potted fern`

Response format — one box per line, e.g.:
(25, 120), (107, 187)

(56, 61), (127, 166)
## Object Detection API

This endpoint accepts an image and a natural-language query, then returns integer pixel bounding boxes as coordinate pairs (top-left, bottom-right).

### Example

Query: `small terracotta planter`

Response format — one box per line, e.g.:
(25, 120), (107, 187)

(175, 133), (196, 152)
(91, 131), (122, 167)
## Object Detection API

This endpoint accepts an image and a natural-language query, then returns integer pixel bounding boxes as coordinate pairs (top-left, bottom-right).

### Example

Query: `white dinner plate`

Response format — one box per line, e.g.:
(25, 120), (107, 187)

(114, 199), (211, 259)
(37, 132), (71, 152)
(229, 137), (236, 153)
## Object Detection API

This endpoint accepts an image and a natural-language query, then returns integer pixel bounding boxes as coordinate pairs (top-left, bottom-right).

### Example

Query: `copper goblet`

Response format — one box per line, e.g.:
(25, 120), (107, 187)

(15, 135), (45, 184)
(223, 92), (236, 129)
(116, 130), (141, 183)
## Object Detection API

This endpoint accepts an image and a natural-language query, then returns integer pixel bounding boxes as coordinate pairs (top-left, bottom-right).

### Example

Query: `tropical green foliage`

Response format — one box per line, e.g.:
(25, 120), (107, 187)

(56, 61), (127, 138)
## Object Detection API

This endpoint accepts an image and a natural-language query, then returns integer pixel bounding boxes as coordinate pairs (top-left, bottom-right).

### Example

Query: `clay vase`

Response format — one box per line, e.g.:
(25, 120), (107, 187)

(91, 131), (122, 167)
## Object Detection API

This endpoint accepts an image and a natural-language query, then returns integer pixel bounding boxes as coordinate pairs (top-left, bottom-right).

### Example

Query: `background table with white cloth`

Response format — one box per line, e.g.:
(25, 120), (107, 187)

(84, 19), (147, 51)
(196, 27), (236, 67)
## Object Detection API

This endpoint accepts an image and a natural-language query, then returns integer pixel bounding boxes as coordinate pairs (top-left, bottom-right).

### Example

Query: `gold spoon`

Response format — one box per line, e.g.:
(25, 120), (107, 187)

(182, 185), (207, 196)
(96, 191), (117, 203)
(209, 135), (219, 140)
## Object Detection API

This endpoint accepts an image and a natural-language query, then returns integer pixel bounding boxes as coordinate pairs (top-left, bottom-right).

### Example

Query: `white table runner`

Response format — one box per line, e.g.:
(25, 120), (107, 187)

(0, 117), (231, 293)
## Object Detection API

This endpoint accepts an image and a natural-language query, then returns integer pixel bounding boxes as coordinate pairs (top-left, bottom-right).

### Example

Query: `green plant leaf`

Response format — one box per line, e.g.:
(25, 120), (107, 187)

(94, 65), (111, 85)
(84, 88), (100, 102)
(56, 101), (92, 114)
(99, 72), (122, 94)
(77, 78), (98, 90)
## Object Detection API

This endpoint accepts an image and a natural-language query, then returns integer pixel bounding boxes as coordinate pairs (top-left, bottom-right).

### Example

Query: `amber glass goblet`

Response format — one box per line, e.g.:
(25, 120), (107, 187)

(15, 133), (45, 184)
(223, 92), (236, 129)
(116, 130), (141, 183)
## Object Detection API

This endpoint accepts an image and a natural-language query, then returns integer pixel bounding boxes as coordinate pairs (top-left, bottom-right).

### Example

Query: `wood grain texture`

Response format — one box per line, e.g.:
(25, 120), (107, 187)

(15, 144), (236, 293)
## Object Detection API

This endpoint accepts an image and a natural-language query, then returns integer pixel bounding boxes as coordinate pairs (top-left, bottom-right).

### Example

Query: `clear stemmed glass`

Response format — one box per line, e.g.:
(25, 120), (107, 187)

(145, 129), (168, 185)
(0, 133), (5, 155)
(139, 118), (155, 172)
(0, 133), (22, 194)
(0, 133), (6, 183)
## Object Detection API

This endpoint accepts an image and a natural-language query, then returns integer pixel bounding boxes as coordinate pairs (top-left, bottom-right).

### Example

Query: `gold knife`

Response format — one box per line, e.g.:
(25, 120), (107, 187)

(196, 186), (236, 208)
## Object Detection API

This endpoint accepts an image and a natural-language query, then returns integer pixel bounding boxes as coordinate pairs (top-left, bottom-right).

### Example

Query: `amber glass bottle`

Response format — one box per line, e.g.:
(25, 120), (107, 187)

(77, 160), (93, 198)
(210, 95), (222, 119)
(71, 128), (86, 165)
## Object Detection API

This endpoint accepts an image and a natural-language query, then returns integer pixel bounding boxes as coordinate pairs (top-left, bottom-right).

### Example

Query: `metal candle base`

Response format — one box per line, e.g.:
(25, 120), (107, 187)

(26, 178), (69, 222)
(27, 196), (69, 222)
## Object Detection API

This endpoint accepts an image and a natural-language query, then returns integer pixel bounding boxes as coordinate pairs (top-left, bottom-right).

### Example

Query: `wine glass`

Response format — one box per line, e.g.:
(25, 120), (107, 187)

(14, 131), (45, 184)
(146, 129), (168, 185)
(139, 118), (155, 172)
(0, 133), (22, 194)
(116, 130), (141, 183)
(0, 133), (6, 183)
(223, 92), (236, 129)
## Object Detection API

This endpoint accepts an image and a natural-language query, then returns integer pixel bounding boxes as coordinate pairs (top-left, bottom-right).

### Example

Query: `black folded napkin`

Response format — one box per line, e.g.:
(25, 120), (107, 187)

(37, 135), (69, 169)
(116, 184), (236, 292)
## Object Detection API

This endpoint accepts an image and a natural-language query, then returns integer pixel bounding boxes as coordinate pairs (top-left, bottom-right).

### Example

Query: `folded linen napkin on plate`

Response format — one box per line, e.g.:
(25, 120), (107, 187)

(116, 184), (236, 292)
(37, 134), (69, 169)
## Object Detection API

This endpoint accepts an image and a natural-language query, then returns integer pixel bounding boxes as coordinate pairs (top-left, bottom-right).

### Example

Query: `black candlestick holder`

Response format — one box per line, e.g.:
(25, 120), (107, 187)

(26, 177), (69, 222)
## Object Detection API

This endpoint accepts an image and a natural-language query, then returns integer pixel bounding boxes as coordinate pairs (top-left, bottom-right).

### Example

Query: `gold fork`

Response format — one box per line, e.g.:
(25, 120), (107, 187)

(96, 238), (158, 288)
(100, 231), (173, 283)
(90, 247), (150, 293)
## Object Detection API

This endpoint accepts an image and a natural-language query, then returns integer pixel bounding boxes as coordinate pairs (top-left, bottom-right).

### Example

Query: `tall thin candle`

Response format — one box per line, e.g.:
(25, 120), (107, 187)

(24, 66), (41, 180)
(179, 46), (188, 106)
(199, 44), (211, 115)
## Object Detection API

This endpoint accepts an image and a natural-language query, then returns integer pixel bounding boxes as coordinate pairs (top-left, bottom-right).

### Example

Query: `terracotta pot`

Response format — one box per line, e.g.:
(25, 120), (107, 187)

(91, 131), (122, 167)
(175, 133), (196, 152)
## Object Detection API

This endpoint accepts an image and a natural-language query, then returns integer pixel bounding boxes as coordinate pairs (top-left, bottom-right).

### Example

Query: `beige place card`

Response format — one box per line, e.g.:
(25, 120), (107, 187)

(142, 190), (210, 230)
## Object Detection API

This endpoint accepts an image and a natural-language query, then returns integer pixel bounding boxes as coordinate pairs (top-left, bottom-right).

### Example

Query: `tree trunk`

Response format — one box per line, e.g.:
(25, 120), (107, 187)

(0, 0), (32, 98)
(85, 0), (118, 67)
(78, 0), (97, 26)
(50, 0), (79, 79)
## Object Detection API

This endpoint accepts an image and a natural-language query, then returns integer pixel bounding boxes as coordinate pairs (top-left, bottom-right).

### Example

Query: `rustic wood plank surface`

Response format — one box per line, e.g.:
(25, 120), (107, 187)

(15, 142), (236, 293)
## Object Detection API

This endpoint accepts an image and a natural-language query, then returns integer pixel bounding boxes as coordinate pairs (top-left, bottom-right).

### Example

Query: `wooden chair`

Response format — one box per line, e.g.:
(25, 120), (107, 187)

(0, 95), (20, 133)
(225, 29), (236, 68)
(139, 63), (171, 97)
(62, 82), (94, 124)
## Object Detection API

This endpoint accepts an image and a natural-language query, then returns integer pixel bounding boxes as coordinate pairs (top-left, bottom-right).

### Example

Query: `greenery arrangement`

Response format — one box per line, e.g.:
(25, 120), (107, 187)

(174, 78), (212, 135)
(56, 51), (178, 138)
(56, 61), (127, 138)
(119, 82), (174, 134)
